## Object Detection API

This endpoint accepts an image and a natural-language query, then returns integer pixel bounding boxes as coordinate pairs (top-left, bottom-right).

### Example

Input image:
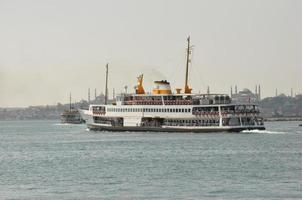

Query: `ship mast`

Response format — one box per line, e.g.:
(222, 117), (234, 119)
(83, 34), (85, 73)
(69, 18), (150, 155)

(105, 63), (109, 105)
(184, 36), (192, 94)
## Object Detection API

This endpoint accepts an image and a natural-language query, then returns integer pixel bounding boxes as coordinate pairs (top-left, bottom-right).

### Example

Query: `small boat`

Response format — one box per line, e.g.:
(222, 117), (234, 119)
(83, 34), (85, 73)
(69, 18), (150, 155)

(61, 93), (85, 124)
(299, 124), (302, 127)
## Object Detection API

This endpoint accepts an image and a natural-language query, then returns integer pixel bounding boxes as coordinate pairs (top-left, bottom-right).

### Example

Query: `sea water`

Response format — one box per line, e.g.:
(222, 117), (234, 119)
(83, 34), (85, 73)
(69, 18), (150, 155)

(0, 120), (301, 199)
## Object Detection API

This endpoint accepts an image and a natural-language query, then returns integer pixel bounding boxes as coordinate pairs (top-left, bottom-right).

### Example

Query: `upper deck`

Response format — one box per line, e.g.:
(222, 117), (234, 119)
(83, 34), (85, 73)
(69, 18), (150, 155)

(116, 93), (232, 106)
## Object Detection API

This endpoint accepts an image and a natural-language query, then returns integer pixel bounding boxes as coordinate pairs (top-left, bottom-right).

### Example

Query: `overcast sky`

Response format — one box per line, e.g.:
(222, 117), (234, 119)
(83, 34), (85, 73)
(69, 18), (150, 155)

(0, 0), (301, 107)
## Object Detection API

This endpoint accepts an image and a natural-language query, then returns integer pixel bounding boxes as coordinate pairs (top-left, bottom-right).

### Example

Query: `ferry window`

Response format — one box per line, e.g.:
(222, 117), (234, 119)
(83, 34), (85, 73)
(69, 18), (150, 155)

(188, 109), (191, 112)
(176, 109), (178, 113)
(173, 109), (175, 112)
(182, 109), (184, 112)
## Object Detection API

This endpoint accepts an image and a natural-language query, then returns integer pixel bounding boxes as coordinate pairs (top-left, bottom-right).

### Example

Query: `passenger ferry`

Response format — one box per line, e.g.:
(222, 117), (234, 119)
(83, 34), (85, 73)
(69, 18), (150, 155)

(80, 37), (265, 132)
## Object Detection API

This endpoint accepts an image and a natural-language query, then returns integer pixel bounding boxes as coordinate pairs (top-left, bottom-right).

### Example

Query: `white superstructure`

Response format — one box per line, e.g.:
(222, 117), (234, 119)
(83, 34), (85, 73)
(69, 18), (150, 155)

(81, 92), (264, 132)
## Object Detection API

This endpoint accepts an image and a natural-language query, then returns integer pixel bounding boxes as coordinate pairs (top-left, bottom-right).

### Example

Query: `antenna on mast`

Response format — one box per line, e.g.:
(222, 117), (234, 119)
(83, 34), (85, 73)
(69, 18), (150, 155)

(184, 36), (193, 94)
(105, 63), (109, 105)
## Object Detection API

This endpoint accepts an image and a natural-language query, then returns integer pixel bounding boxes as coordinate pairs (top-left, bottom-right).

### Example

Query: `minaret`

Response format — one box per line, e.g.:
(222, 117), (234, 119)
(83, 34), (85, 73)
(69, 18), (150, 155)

(255, 85), (258, 96)
(94, 88), (97, 99)
(105, 63), (109, 105)
(207, 86), (210, 94)
(258, 85), (261, 100)
(235, 85), (238, 94)
(231, 86), (233, 96)
(112, 88), (115, 100)
(275, 88), (278, 97)
(291, 88), (293, 98)
(88, 88), (91, 102)
(69, 92), (72, 111)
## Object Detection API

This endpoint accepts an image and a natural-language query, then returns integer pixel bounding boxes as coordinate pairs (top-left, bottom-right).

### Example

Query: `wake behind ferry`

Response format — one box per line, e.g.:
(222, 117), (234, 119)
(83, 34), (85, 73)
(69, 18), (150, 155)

(80, 37), (265, 132)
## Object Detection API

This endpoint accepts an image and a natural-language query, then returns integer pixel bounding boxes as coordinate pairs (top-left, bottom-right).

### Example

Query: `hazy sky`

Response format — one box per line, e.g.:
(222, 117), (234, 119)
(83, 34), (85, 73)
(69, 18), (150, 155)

(0, 0), (301, 107)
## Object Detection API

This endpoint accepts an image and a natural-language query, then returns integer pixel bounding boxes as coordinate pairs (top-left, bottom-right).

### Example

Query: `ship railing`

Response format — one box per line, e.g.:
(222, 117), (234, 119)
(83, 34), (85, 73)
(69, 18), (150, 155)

(192, 111), (220, 116)
(219, 110), (260, 117)
(123, 100), (195, 105)
(164, 100), (193, 105)
(124, 100), (163, 105)
(92, 111), (106, 115)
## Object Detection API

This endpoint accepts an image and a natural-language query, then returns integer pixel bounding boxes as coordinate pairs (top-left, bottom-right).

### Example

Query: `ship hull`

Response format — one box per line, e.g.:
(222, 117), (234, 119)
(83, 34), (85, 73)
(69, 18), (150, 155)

(87, 124), (265, 133)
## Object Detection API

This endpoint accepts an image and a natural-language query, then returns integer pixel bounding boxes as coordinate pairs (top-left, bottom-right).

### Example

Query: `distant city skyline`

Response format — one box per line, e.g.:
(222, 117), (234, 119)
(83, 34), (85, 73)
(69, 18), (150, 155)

(1, 0), (302, 107)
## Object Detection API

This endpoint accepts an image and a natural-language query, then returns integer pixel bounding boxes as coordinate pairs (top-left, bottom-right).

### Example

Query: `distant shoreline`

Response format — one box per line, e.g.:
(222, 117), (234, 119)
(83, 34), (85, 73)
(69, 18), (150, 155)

(264, 117), (302, 122)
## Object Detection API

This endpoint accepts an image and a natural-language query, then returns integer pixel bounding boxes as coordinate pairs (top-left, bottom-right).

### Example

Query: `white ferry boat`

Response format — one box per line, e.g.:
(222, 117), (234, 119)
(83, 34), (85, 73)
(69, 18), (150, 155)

(80, 37), (265, 132)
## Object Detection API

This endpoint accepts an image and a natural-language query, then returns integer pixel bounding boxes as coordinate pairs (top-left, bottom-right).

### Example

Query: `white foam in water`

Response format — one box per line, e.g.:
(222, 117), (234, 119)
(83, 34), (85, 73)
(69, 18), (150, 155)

(53, 123), (72, 126)
(241, 129), (286, 134)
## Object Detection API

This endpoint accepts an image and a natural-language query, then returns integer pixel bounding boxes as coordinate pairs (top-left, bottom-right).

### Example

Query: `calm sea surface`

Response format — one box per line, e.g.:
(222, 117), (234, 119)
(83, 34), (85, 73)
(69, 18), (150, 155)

(0, 120), (301, 199)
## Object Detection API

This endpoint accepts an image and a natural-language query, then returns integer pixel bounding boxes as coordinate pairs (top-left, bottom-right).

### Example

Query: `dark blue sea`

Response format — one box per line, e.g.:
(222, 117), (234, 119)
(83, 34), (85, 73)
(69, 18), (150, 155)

(0, 120), (301, 199)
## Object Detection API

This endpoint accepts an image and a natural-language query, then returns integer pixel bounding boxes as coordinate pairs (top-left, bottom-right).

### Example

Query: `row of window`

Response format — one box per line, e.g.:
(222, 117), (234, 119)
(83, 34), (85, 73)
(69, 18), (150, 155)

(163, 119), (220, 127)
(107, 107), (191, 113)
